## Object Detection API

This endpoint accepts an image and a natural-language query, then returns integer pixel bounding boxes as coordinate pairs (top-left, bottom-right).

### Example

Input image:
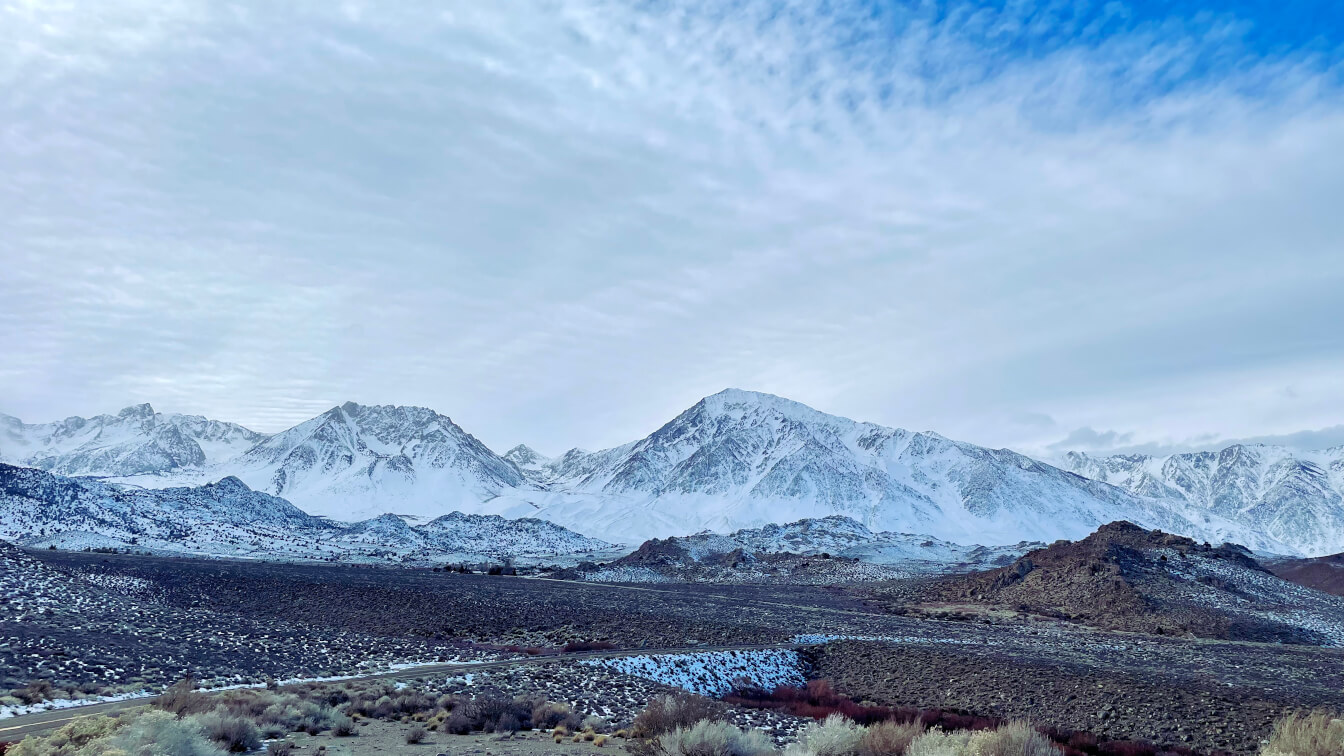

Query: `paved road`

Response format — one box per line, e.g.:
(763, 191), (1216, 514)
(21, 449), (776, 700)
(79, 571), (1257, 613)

(0, 642), (794, 742)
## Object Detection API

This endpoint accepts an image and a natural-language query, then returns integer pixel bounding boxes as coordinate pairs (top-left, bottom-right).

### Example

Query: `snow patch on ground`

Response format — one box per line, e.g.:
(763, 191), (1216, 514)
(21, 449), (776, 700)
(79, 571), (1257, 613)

(580, 649), (807, 696)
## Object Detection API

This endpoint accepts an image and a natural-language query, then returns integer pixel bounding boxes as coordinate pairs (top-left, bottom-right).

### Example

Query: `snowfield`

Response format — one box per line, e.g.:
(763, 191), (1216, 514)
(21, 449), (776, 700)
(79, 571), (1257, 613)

(580, 649), (808, 696)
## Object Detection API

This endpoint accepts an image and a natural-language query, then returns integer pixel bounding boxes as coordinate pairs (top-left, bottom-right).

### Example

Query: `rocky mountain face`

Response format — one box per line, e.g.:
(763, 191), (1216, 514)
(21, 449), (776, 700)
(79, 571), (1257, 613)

(0, 404), (265, 477)
(0, 464), (611, 564)
(919, 521), (1344, 645)
(1062, 445), (1344, 557)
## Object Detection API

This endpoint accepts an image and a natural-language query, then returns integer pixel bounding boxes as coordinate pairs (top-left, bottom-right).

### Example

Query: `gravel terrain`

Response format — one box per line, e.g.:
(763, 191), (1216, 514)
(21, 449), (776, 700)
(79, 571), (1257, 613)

(9, 547), (1344, 755)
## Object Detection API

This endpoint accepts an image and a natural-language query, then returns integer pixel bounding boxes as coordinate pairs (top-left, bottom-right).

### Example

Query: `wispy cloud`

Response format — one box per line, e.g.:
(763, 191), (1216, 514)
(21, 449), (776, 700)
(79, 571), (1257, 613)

(2, 1), (1342, 455)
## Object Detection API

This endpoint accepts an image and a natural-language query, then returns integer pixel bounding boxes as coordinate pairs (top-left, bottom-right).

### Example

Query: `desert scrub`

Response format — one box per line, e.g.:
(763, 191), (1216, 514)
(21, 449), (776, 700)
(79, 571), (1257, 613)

(11, 710), (225, 756)
(906, 728), (976, 756)
(633, 693), (725, 737)
(191, 710), (262, 753)
(155, 677), (212, 716)
(406, 724), (428, 743)
(637, 719), (775, 756)
(784, 713), (865, 756)
(331, 714), (357, 737)
(7, 713), (127, 756)
(858, 719), (925, 756)
(1260, 712), (1344, 756)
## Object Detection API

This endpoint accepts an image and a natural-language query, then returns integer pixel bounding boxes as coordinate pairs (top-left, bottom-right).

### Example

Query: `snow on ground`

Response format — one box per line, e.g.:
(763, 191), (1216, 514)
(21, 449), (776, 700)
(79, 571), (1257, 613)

(580, 649), (807, 696)
(0, 655), (516, 720)
(1157, 548), (1344, 647)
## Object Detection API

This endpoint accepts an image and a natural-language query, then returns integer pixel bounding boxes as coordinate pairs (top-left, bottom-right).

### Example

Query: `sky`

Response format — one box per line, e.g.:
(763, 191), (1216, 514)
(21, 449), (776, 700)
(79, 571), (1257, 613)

(2, 0), (1342, 460)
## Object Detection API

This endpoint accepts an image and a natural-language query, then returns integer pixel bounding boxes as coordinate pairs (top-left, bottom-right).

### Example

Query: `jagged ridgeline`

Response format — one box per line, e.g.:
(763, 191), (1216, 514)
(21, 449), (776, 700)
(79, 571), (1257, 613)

(4, 389), (1344, 555)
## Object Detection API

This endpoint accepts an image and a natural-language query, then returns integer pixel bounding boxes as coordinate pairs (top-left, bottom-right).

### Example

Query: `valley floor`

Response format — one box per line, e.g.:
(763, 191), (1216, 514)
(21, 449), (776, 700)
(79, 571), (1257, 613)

(7, 550), (1344, 754)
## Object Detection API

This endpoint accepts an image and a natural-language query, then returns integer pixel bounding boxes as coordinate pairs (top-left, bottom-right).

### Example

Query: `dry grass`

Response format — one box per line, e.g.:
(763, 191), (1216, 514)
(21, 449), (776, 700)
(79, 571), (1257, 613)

(1260, 712), (1344, 756)
(859, 719), (926, 756)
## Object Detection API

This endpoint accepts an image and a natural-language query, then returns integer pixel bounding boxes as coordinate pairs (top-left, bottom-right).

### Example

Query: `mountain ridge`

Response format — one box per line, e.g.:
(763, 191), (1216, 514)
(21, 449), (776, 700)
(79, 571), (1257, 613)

(3, 390), (1340, 555)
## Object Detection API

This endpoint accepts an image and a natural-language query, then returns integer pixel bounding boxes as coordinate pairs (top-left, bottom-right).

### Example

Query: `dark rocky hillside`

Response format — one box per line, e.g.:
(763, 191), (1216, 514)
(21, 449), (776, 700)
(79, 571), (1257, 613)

(876, 521), (1344, 644)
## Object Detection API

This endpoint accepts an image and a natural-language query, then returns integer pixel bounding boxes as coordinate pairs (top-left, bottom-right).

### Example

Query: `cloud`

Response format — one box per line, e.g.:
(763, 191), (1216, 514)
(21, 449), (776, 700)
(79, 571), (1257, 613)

(1047, 427), (1135, 452)
(1, 1), (1342, 455)
(1046, 424), (1344, 457)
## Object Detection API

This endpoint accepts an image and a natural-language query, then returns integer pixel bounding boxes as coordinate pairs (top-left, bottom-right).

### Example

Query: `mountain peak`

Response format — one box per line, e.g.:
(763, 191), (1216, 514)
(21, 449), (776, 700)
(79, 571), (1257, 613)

(504, 444), (550, 468)
(117, 403), (155, 419)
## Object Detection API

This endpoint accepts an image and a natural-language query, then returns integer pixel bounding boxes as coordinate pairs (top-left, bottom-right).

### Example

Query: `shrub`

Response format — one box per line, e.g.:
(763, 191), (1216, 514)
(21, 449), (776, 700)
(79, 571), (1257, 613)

(496, 713), (522, 734)
(533, 701), (572, 729)
(564, 641), (619, 653)
(786, 714), (865, 756)
(860, 720), (926, 756)
(584, 715), (613, 733)
(406, 724), (428, 744)
(966, 722), (1059, 756)
(444, 712), (472, 735)
(192, 711), (262, 753)
(266, 742), (294, 756)
(7, 714), (125, 756)
(331, 715), (357, 737)
(9, 681), (53, 705)
(906, 728), (975, 756)
(106, 710), (225, 756)
(633, 694), (725, 738)
(156, 677), (211, 717)
(644, 720), (775, 756)
(1261, 712), (1344, 756)
(595, 734), (610, 747)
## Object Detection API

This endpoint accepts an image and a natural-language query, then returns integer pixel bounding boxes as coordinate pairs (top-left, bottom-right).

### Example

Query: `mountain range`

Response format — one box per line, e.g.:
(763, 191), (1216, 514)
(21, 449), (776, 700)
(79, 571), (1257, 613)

(0, 463), (613, 564)
(4, 389), (1343, 556)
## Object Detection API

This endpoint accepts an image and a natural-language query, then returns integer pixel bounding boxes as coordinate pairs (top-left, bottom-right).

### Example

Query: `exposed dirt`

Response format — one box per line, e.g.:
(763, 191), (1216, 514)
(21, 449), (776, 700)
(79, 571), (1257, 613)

(1269, 552), (1344, 597)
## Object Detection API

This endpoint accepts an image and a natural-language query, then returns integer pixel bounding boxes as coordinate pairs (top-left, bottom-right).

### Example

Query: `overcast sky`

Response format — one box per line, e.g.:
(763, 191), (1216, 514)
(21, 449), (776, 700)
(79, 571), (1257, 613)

(2, 0), (1342, 459)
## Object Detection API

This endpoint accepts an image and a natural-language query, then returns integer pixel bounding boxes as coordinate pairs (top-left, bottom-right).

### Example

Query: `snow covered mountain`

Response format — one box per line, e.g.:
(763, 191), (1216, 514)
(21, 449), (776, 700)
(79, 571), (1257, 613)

(489, 389), (1287, 551)
(1061, 445), (1344, 557)
(503, 444), (552, 472)
(0, 464), (613, 563)
(6, 391), (1337, 556)
(220, 402), (525, 520)
(0, 404), (265, 477)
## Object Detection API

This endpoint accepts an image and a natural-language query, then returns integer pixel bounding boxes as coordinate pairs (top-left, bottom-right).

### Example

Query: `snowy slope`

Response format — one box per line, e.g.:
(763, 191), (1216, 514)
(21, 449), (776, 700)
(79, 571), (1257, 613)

(0, 464), (612, 563)
(219, 402), (526, 520)
(5, 393), (1335, 556)
(487, 390), (1289, 551)
(0, 404), (265, 477)
(1062, 446), (1344, 557)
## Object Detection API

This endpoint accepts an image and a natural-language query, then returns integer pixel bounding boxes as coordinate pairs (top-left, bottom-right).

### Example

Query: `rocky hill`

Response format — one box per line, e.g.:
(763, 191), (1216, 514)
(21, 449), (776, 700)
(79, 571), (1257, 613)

(556, 515), (1041, 584)
(913, 521), (1344, 645)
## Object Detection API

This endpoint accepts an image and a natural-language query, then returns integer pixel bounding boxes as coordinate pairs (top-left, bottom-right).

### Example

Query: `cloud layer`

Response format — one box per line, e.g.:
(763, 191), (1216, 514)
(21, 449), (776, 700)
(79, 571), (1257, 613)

(2, 0), (1342, 456)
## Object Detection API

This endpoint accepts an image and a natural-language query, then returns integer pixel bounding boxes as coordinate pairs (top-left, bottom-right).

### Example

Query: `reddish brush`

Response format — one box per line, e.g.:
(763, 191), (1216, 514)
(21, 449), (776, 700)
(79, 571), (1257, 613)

(563, 641), (619, 653)
(724, 681), (1220, 756)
